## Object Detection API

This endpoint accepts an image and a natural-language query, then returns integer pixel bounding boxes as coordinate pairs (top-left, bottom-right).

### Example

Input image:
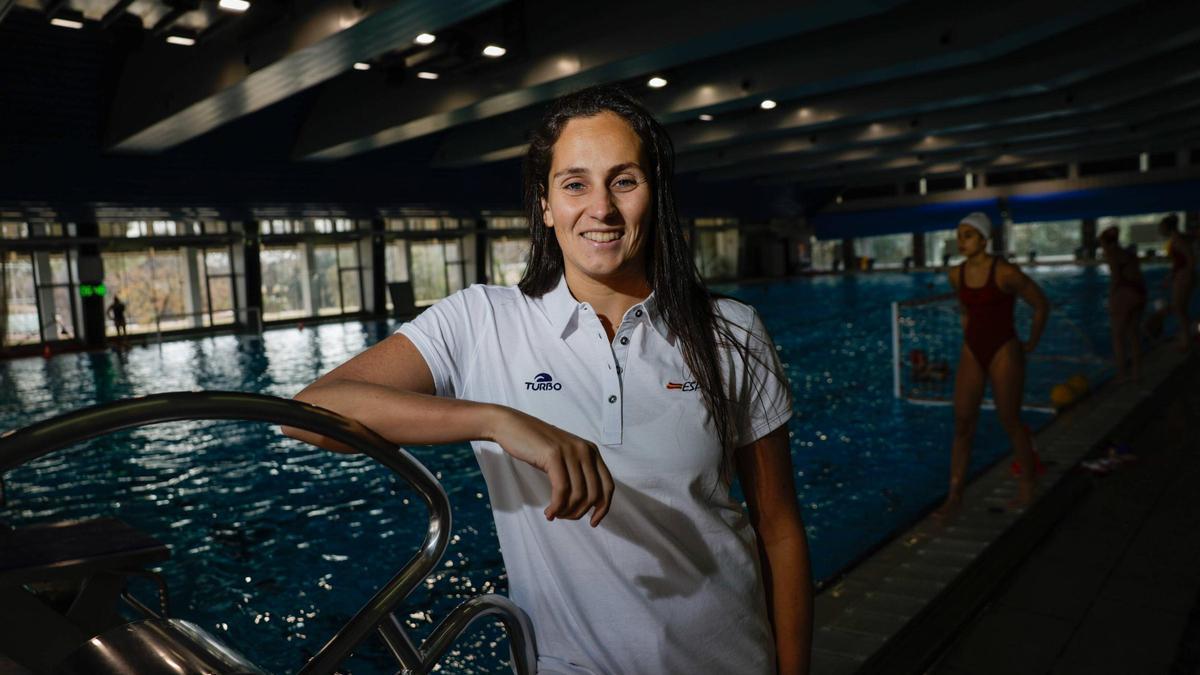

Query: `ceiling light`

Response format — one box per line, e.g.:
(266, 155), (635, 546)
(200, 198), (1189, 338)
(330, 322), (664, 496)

(415, 33), (436, 45)
(50, 17), (84, 29)
(218, 0), (250, 12)
(760, 99), (777, 110)
(353, 62), (371, 71)
(482, 44), (506, 58)
(417, 71), (439, 80)
(166, 35), (196, 46)
(698, 114), (714, 122)
(647, 76), (667, 88)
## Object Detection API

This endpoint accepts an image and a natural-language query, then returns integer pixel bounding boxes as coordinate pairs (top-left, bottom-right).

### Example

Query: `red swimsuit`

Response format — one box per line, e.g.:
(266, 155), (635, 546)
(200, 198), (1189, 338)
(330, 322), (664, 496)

(958, 257), (1017, 369)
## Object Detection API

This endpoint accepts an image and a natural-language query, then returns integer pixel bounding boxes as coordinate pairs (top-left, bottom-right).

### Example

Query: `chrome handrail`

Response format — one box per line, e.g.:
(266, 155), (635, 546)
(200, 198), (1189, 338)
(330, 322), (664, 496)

(0, 391), (536, 675)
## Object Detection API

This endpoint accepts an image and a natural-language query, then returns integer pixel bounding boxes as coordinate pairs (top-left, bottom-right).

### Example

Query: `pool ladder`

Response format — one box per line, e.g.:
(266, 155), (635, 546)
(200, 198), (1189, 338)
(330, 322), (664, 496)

(0, 391), (536, 675)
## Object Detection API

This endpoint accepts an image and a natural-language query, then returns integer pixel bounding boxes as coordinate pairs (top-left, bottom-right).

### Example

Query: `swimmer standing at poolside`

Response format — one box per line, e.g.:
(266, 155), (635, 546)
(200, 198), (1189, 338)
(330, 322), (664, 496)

(1159, 214), (1196, 351)
(1098, 226), (1146, 380)
(938, 213), (1050, 516)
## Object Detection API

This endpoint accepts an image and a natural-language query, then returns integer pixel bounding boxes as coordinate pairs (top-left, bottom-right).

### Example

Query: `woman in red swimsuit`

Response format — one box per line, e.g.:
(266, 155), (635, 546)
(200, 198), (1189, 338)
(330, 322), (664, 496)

(1159, 214), (1195, 350)
(1099, 226), (1146, 380)
(938, 212), (1050, 516)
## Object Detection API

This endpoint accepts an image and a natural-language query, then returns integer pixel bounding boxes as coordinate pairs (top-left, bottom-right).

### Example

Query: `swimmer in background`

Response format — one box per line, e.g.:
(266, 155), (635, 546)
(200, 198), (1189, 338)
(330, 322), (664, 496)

(909, 349), (949, 384)
(939, 212), (1050, 516)
(1098, 226), (1146, 381)
(1158, 214), (1196, 351)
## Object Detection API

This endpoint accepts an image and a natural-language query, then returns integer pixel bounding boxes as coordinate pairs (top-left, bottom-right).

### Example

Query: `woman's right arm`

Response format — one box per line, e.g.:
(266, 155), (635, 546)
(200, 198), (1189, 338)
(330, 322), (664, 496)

(284, 333), (615, 525)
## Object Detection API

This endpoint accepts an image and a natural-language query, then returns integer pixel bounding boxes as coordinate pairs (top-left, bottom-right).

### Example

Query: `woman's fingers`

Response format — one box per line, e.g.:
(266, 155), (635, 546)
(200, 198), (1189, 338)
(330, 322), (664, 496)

(568, 452), (601, 521)
(591, 453), (616, 527)
(544, 456), (569, 521)
(561, 455), (586, 519)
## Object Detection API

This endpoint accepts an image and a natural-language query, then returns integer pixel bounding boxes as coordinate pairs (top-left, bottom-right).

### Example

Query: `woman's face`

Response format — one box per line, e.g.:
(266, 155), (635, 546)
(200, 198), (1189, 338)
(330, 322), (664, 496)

(956, 224), (987, 257)
(542, 111), (652, 286)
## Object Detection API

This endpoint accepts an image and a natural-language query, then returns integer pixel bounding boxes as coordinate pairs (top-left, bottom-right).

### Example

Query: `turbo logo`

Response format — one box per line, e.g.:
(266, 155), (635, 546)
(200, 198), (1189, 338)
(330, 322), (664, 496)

(526, 372), (563, 391)
(666, 381), (699, 392)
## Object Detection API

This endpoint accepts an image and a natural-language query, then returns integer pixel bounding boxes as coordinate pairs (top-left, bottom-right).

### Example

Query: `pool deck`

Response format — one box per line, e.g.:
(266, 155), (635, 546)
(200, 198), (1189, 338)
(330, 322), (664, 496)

(810, 344), (1198, 674)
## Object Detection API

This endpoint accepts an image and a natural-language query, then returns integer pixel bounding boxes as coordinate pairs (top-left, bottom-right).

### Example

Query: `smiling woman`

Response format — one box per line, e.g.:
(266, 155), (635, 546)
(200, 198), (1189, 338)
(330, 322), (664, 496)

(287, 86), (812, 675)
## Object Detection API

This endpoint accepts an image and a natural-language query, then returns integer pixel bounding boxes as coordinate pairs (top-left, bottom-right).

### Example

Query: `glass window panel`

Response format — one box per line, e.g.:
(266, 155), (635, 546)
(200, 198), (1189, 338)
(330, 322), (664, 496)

(695, 229), (739, 279)
(386, 218), (406, 231)
(1008, 220), (1082, 262)
(444, 240), (464, 295)
(207, 276), (235, 325)
(260, 245), (306, 320)
(856, 233), (910, 269)
(103, 251), (153, 334)
(3, 252), (39, 345)
(410, 241), (448, 305)
(923, 230), (960, 267)
(148, 249), (188, 331)
(1, 222), (29, 239)
(386, 241), (410, 282)
(48, 287), (76, 340)
(810, 239), (841, 271)
(205, 249), (231, 275)
(340, 269), (361, 313)
(47, 253), (73, 285)
(488, 237), (529, 286)
(312, 245), (341, 315)
(338, 243), (358, 267)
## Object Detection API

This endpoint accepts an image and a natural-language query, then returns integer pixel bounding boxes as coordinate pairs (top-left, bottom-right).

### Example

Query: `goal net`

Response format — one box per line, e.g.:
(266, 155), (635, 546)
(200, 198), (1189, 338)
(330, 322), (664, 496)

(892, 293), (1109, 412)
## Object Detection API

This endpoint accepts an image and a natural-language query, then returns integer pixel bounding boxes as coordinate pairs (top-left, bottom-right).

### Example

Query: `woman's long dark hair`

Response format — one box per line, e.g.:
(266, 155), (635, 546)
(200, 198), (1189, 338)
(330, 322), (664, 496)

(519, 85), (745, 472)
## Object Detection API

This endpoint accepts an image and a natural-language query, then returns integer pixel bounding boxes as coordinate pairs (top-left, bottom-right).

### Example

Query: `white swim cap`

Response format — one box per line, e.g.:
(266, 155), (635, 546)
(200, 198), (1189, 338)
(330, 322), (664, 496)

(958, 212), (991, 239)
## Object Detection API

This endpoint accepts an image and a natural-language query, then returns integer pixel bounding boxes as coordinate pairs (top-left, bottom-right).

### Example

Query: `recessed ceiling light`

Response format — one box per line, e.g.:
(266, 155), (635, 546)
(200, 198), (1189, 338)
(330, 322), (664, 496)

(166, 35), (196, 46)
(760, 99), (777, 110)
(698, 114), (714, 122)
(415, 33), (436, 45)
(482, 44), (506, 58)
(353, 62), (371, 71)
(647, 76), (667, 88)
(417, 71), (439, 80)
(50, 17), (84, 29)
(218, 0), (250, 12)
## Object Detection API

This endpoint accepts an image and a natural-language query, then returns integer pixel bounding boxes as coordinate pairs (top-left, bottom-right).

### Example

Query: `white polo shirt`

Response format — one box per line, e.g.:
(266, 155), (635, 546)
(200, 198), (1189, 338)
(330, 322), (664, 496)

(397, 275), (793, 675)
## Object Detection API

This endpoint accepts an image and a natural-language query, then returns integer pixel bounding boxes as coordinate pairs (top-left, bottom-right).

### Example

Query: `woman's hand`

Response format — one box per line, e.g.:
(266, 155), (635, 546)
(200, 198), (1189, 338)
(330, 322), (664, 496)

(486, 407), (615, 527)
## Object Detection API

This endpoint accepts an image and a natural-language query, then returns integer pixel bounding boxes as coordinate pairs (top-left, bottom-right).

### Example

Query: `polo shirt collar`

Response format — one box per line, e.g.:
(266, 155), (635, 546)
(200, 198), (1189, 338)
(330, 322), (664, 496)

(540, 274), (671, 341)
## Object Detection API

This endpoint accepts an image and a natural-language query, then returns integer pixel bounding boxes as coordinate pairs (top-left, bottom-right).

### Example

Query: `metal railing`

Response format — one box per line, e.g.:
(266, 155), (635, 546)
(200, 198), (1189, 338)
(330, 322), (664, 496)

(0, 391), (536, 675)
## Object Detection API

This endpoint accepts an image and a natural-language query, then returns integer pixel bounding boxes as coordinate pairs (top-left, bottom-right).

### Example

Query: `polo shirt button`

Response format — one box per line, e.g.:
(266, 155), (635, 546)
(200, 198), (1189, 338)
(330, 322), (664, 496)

(619, 336), (629, 345)
(635, 309), (643, 317)
(608, 395), (617, 403)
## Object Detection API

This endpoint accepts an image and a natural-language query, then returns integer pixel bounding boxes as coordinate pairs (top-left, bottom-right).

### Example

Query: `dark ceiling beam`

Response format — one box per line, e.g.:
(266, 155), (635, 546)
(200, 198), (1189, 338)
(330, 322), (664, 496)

(697, 78), (1200, 182)
(0, 0), (15, 26)
(809, 145), (1200, 216)
(42, 0), (68, 18)
(766, 115), (1200, 187)
(105, 0), (509, 153)
(292, 0), (916, 160)
(678, 41), (1200, 174)
(670, 2), (1200, 157)
(430, 0), (1144, 168)
(100, 0), (136, 29)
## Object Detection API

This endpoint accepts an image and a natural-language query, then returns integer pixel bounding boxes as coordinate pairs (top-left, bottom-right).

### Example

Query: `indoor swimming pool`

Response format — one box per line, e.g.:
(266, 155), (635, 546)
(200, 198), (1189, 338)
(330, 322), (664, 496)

(0, 263), (1187, 673)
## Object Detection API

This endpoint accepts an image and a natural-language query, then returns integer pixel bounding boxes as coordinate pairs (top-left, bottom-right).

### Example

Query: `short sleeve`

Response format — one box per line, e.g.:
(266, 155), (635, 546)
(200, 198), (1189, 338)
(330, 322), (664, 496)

(395, 287), (486, 398)
(733, 308), (793, 447)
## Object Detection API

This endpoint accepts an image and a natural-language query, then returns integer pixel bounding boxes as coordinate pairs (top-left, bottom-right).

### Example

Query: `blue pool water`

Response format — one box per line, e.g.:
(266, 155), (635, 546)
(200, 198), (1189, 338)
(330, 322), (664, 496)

(0, 264), (1188, 673)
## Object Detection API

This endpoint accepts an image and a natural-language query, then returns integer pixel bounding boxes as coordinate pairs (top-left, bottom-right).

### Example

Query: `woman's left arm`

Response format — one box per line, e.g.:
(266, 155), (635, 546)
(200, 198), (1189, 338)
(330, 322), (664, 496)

(736, 424), (812, 675)
(1000, 263), (1051, 352)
